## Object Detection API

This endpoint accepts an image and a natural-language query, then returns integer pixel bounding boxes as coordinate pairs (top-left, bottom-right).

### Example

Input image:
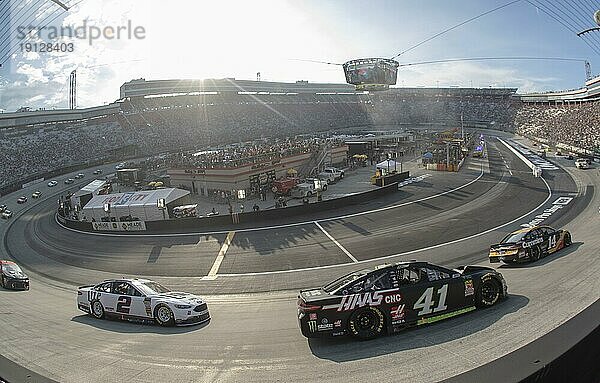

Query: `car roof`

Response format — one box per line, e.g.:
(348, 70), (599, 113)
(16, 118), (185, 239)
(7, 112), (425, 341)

(510, 225), (554, 235)
(359, 260), (425, 273)
(97, 278), (153, 285)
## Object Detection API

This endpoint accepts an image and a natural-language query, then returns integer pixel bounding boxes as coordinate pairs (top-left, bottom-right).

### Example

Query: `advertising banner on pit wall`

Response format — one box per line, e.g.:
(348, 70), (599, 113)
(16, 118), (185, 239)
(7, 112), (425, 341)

(92, 221), (147, 231)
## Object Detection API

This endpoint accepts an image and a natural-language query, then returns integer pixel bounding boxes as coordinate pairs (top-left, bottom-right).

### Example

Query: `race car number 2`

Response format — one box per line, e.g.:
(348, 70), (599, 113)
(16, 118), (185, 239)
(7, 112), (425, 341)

(116, 296), (132, 314)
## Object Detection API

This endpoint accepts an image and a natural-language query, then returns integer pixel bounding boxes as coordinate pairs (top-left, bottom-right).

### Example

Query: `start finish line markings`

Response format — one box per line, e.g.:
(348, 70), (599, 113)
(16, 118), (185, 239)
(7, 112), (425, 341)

(314, 221), (358, 263)
(204, 231), (236, 279)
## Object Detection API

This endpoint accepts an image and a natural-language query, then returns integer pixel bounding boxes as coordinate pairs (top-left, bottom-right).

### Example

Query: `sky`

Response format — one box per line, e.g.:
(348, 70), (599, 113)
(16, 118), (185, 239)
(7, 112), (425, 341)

(0, 0), (600, 111)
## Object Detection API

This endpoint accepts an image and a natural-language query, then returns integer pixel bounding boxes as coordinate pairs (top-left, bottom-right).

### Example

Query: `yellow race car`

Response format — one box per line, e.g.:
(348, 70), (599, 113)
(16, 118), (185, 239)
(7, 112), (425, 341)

(489, 226), (572, 263)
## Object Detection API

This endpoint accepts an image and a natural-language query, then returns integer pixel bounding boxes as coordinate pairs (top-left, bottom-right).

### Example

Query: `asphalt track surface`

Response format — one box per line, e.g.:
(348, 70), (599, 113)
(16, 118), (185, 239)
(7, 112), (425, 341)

(0, 133), (598, 383)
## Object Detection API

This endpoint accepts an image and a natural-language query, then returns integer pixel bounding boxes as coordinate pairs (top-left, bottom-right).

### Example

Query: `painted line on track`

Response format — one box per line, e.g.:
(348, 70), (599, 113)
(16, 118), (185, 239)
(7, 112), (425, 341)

(204, 231), (235, 279)
(55, 165), (485, 238)
(314, 221), (358, 263)
(43, 138), (551, 279)
(212, 176), (552, 277)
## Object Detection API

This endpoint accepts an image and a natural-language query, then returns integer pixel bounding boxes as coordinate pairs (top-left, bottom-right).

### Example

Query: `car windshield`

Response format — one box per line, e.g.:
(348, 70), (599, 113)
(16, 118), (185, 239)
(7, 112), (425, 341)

(3, 264), (22, 274)
(323, 269), (369, 293)
(501, 232), (527, 243)
(137, 281), (171, 295)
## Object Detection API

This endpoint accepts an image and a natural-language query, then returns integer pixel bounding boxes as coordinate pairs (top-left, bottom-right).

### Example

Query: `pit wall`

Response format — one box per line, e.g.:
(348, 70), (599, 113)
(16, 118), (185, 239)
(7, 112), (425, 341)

(58, 181), (401, 234)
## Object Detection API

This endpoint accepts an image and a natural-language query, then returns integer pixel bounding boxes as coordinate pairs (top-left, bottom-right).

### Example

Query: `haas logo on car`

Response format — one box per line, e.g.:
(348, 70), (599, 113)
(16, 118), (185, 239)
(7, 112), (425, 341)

(325, 289), (398, 312)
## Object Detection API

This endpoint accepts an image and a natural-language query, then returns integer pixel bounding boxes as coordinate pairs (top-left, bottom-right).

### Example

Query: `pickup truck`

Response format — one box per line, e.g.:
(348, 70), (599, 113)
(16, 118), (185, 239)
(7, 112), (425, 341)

(291, 183), (316, 198)
(292, 178), (328, 198)
(318, 167), (344, 183)
(304, 178), (327, 192)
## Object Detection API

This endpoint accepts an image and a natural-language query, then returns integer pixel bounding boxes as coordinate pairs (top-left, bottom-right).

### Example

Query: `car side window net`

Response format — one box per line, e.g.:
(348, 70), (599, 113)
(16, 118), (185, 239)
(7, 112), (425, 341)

(397, 267), (420, 284)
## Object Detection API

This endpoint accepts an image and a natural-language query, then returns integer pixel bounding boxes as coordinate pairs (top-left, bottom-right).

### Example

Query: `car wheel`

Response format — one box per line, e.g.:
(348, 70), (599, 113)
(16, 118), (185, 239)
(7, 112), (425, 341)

(340, 173), (344, 179)
(529, 246), (541, 262)
(322, 184), (327, 191)
(306, 191), (312, 197)
(476, 278), (501, 308)
(1, 276), (5, 289)
(90, 300), (105, 319)
(564, 233), (572, 247)
(154, 304), (175, 326)
(348, 307), (385, 340)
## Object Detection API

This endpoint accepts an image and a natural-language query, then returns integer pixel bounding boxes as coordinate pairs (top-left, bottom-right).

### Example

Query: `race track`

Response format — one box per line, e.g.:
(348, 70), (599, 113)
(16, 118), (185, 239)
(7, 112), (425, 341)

(0, 134), (598, 383)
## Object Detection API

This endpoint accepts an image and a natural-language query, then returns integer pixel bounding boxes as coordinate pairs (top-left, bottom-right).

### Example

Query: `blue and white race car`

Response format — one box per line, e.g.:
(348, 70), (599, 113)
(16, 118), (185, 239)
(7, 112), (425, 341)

(77, 278), (210, 326)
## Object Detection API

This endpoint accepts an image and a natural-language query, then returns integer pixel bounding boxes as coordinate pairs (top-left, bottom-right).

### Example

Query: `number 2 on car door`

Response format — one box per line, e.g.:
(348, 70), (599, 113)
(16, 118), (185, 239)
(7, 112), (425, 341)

(413, 284), (448, 316)
(116, 296), (132, 314)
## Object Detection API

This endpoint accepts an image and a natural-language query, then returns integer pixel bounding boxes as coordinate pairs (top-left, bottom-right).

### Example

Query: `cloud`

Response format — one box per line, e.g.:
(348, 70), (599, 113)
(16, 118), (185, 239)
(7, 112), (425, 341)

(15, 63), (49, 85)
(397, 61), (559, 93)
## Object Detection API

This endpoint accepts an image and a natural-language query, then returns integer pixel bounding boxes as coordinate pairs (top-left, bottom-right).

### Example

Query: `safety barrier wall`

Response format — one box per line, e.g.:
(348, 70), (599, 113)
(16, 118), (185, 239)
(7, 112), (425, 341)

(445, 298), (600, 383)
(0, 158), (112, 197)
(373, 171), (409, 187)
(497, 137), (535, 170)
(59, 181), (400, 233)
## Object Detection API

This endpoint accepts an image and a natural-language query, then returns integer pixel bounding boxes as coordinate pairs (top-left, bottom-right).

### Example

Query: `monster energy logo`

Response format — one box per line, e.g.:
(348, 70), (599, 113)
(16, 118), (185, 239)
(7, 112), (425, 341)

(307, 320), (317, 332)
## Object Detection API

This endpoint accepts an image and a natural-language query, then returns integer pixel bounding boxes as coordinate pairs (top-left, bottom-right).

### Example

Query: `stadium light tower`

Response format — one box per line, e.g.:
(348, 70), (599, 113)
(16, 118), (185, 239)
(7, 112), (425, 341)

(574, 10), (600, 80)
(69, 70), (77, 109)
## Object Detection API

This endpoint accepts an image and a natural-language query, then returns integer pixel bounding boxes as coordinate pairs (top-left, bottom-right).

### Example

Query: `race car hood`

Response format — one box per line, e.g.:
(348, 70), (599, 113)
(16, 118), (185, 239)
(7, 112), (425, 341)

(490, 242), (520, 250)
(151, 292), (205, 305)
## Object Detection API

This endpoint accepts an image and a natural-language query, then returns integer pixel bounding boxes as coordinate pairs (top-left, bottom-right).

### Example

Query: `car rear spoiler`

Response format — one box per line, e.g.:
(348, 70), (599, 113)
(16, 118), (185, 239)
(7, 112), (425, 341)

(78, 285), (94, 289)
(299, 288), (331, 303)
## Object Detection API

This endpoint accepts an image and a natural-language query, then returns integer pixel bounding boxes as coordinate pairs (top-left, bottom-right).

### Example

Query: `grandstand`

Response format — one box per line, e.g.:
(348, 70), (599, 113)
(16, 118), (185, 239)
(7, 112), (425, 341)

(514, 74), (600, 154)
(1, 77), (598, 194)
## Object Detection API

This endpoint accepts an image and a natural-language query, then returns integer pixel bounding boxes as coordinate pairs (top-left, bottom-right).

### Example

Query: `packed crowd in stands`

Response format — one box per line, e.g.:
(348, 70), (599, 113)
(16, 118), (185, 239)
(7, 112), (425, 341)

(515, 101), (600, 152)
(0, 121), (134, 188)
(168, 137), (344, 169)
(1, 88), (597, 188)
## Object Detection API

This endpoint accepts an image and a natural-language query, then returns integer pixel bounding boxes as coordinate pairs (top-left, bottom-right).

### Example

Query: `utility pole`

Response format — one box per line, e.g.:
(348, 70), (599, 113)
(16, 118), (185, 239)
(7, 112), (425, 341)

(461, 111), (464, 140)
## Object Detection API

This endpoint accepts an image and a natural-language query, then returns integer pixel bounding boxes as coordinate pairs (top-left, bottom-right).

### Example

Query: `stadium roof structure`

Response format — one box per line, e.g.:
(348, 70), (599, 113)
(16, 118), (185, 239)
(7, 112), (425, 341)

(119, 78), (356, 98)
(82, 188), (190, 210)
(0, 104), (120, 129)
(518, 74), (600, 103)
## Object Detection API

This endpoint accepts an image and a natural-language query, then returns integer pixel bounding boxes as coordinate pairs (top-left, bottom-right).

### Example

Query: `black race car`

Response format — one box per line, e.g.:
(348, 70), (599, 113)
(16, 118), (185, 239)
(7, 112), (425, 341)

(297, 261), (507, 339)
(0, 260), (30, 290)
(489, 226), (572, 264)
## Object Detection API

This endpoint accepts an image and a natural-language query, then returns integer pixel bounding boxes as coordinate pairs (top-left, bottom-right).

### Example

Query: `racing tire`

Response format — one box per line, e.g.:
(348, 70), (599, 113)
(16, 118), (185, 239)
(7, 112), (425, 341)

(564, 233), (572, 247)
(529, 246), (541, 262)
(154, 304), (175, 327)
(348, 307), (385, 340)
(340, 173), (344, 179)
(306, 191), (313, 198)
(90, 300), (105, 319)
(476, 278), (501, 308)
(322, 184), (328, 191)
(1, 276), (5, 289)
